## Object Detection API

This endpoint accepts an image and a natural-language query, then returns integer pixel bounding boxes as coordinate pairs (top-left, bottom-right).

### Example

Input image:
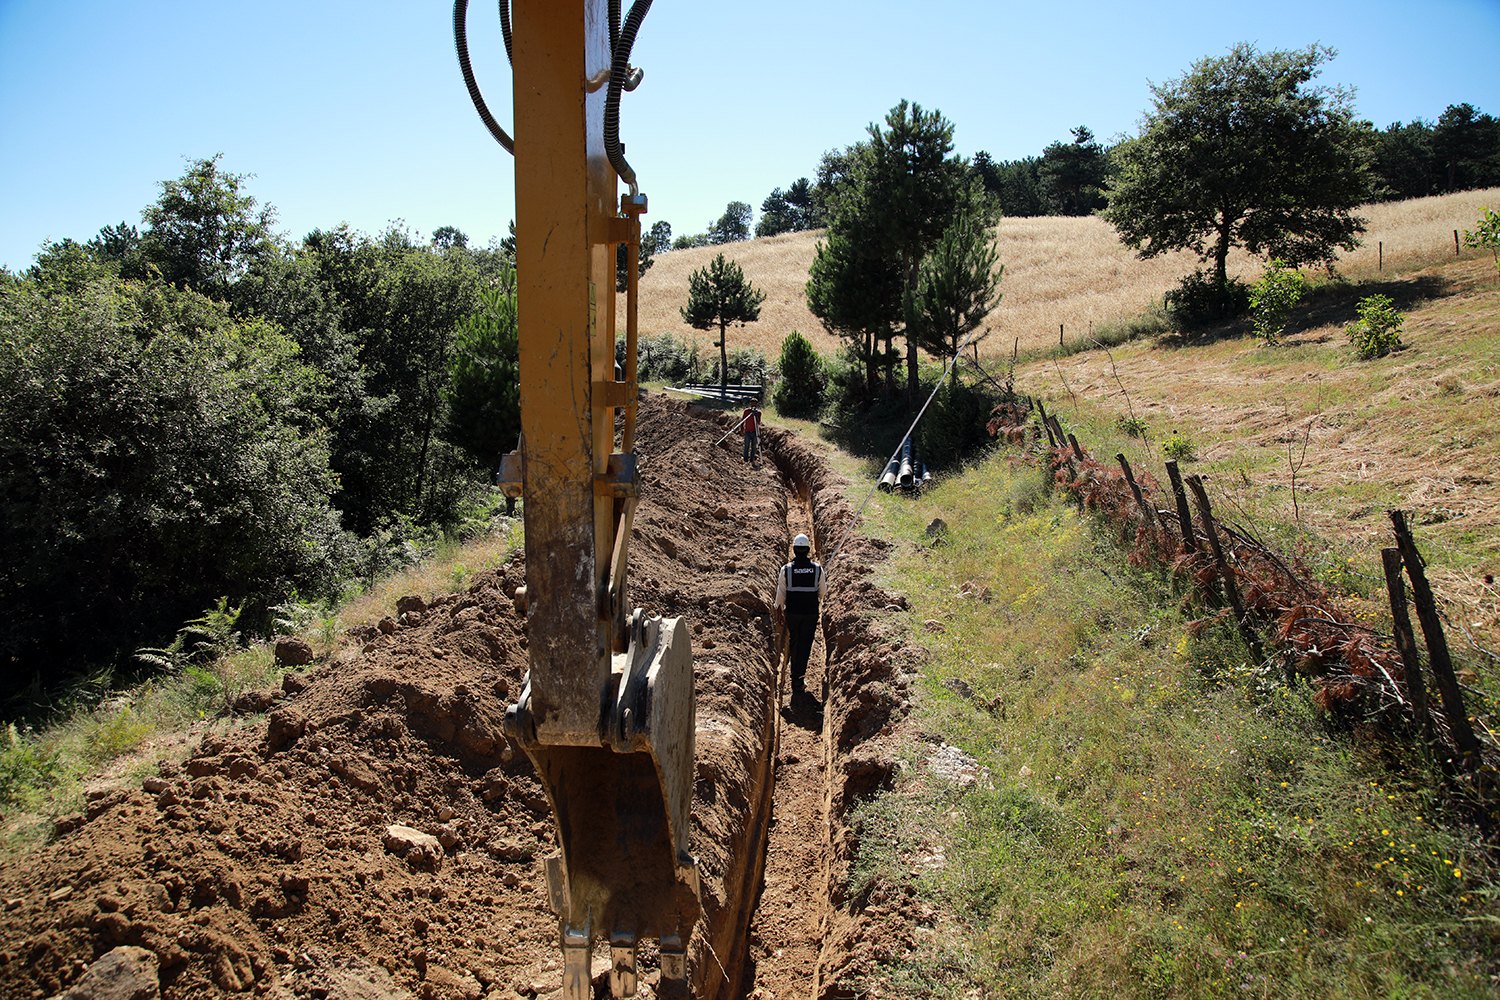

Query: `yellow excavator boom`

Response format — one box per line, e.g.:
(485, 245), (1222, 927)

(489, 2), (699, 998)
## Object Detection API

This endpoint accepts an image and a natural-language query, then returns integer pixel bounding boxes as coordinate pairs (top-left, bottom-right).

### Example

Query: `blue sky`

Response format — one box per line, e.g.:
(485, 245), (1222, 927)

(1, 0), (1496, 272)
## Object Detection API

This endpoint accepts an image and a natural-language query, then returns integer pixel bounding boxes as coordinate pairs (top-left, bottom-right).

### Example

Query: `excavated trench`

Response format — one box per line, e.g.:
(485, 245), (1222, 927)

(0, 394), (918, 1000)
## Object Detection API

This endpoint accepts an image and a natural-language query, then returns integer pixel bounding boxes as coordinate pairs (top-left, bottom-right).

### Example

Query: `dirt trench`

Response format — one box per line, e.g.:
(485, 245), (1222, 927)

(0, 394), (922, 1000)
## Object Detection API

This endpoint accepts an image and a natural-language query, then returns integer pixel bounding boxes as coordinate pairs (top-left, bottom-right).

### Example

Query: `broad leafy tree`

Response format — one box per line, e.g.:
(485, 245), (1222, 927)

(708, 201), (753, 245)
(1104, 43), (1371, 295)
(680, 253), (765, 393)
(139, 154), (280, 300)
(431, 225), (469, 251)
(645, 220), (673, 257)
(0, 277), (349, 693)
(616, 218), (672, 292)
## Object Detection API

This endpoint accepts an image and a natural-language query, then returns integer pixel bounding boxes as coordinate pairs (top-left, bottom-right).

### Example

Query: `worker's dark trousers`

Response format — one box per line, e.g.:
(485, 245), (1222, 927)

(743, 431), (759, 463)
(785, 613), (818, 694)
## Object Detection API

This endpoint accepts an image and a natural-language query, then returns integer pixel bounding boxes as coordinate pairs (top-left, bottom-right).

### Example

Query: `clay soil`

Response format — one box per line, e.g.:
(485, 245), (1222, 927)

(0, 394), (922, 1000)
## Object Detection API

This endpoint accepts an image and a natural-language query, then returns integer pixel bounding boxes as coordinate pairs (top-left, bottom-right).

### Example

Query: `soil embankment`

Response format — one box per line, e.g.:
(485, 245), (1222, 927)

(0, 394), (918, 1000)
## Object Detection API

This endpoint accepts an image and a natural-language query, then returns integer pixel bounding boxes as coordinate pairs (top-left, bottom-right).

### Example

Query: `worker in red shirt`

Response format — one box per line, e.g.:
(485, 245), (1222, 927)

(740, 403), (761, 464)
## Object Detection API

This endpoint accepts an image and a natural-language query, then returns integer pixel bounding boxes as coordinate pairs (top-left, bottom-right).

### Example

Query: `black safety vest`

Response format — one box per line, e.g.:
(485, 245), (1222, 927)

(781, 557), (822, 616)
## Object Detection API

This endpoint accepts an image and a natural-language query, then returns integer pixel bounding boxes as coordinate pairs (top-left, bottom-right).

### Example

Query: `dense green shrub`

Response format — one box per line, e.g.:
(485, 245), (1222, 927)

(1162, 432), (1198, 461)
(1249, 260), (1305, 345)
(618, 332), (705, 384)
(0, 278), (354, 702)
(772, 331), (828, 418)
(919, 378), (996, 470)
(353, 514), (443, 582)
(1165, 268), (1250, 327)
(1464, 206), (1500, 274)
(824, 344), (885, 417)
(0, 724), (63, 807)
(1344, 294), (1404, 359)
(709, 347), (775, 389)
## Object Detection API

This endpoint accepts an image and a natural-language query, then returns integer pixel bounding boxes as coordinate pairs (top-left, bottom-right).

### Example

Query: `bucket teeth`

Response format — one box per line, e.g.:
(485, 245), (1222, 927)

(609, 929), (638, 997)
(658, 934), (688, 998)
(561, 921), (590, 1000)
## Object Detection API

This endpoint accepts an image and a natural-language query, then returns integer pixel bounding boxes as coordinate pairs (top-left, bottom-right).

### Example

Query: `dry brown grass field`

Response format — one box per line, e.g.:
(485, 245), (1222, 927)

(624, 187), (1500, 650)
(622, 187), (1500, 362)
(1013, 252), (1499, 625)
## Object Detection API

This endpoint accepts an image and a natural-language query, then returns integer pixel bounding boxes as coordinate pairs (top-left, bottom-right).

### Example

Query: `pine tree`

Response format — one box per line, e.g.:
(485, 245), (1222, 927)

(680, 254), (765, 394)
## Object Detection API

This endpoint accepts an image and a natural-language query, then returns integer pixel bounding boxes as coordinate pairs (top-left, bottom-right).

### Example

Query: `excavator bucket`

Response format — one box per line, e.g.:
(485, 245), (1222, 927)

(506, 611), (699, 997)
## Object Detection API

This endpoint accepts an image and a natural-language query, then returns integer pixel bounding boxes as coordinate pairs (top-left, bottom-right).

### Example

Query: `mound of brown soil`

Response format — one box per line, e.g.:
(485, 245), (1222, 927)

(0, 394), (918, 1000)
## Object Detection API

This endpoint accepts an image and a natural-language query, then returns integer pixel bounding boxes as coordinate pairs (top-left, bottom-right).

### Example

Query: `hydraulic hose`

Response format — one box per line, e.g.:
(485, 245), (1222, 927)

(604, 0), (652, 196)
(498, 0), (513, 66)
(453, 0), (514, 154)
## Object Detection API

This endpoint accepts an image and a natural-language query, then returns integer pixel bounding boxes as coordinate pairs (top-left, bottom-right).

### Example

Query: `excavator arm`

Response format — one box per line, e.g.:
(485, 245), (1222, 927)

(473, 3), (700, 997)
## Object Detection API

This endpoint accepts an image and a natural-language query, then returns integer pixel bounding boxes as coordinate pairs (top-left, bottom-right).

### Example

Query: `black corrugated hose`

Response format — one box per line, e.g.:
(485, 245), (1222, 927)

(605, 0), (652, 196)
(455, 0), (649, 186)
(453, 0), (514, 154)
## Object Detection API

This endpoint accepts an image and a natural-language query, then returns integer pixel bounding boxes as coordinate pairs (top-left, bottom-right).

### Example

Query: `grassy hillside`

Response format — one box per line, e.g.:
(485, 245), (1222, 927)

(833, 443), (1499, 999)
(632, 189), (1500, 650)
(622, 188), (1499, 360)
(1008, 256), (1499, 655)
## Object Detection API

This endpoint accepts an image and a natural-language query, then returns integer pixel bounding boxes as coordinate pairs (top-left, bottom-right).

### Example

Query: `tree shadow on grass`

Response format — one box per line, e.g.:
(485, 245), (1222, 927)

(1154, 272), (1452, 349)
(817, 395), (919, 469)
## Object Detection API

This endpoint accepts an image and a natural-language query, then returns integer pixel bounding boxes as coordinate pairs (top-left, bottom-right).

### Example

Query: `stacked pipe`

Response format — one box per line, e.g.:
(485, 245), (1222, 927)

(876, 438), (930, 494)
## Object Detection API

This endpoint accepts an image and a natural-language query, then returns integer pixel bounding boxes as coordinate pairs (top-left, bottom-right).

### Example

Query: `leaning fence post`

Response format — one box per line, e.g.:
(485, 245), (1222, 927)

(1389, 509), (1480, 767)
(1165, 460), (1197, 552)
(1186, 475), (1265, 663)
(1116, 453), (1157, 534)
(1382, 547), (1435, 750)
(1050, 421), (1077, 485)
(1036, 399), (1058, 449)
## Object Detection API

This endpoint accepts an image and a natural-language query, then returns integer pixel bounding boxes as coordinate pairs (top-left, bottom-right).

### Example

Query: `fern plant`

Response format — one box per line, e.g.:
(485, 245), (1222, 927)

(133, 596), (244, 671)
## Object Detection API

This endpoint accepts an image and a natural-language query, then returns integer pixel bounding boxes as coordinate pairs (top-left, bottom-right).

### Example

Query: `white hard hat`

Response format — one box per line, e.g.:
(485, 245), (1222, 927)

(793, 534), (811, 549)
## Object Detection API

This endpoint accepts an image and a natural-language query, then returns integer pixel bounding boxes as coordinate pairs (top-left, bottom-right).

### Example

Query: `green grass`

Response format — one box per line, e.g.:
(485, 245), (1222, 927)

(835, 448), (1499, 1000)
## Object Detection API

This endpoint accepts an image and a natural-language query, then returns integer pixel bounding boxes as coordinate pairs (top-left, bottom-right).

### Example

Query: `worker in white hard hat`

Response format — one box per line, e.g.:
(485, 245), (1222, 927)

(773, 533), (825, 701)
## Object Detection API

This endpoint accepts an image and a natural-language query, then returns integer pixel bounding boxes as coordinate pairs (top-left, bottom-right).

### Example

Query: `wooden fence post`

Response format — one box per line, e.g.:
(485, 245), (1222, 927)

(1116, 453), (1156, 533)
(1165, 460), (1197, 552)
(1186, 475), (1265, 663)
(1382, 547), (1435, 749)
(1455, 229), (1461, 256)
(1389, 509), (1480, 766)
(1035, 398), (1058, 449)
(1379, 241), (1383, 272)
(1053, 421), (1077, 480)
